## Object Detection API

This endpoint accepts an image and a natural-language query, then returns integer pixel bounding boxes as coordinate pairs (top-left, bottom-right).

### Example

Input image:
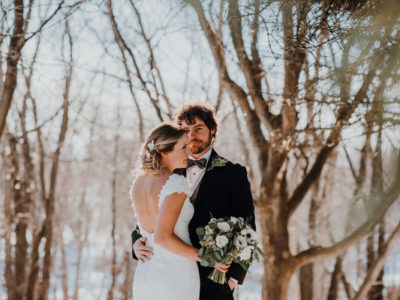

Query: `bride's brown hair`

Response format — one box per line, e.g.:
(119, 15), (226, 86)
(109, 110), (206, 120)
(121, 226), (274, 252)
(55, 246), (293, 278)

(137, 122), (186, 175)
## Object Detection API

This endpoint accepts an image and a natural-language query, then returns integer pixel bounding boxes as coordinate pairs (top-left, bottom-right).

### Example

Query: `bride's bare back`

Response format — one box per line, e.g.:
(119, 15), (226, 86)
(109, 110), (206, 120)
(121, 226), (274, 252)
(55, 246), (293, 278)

(131, 171), (170, 233)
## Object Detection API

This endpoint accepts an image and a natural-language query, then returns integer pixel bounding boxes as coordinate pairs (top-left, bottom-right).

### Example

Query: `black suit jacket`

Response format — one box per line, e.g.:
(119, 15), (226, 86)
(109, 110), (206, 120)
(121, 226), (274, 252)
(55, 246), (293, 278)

(131, 149), (255, 286)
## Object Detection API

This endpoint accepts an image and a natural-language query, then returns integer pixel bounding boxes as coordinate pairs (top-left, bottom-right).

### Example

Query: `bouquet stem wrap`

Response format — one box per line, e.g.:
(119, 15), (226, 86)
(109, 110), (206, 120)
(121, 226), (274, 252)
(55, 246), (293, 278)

(208, 269), (227, 284)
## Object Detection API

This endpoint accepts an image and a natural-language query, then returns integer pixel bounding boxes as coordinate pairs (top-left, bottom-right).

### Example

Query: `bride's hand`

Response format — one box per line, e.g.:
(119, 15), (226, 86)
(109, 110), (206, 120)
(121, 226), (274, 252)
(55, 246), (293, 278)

(214, 257), (233, 273)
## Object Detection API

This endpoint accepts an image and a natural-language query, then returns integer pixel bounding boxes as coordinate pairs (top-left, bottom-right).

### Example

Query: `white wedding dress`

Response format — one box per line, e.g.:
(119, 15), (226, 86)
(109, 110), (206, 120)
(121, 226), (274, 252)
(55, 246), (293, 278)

(132, 174), (200, 300)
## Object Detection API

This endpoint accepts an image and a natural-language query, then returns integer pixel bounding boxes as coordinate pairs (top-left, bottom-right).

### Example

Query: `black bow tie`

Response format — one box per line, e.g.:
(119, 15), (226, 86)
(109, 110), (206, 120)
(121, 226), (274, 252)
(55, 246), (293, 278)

(187, 158), (207, 169)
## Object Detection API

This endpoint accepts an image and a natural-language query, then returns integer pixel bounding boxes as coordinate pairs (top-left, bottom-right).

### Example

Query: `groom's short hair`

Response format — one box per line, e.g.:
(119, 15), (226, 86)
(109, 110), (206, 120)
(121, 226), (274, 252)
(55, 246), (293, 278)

(175, 103), (218, 138)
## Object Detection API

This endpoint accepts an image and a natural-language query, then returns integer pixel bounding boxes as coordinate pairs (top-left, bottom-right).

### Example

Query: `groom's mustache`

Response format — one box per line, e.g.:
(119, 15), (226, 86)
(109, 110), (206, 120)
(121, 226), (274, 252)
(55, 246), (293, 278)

(189, 139), (203, 143)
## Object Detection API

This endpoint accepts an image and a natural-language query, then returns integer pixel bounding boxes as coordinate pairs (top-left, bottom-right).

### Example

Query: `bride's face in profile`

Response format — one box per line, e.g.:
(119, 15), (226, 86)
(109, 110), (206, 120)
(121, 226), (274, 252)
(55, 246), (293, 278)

(162, 134), (190, 171)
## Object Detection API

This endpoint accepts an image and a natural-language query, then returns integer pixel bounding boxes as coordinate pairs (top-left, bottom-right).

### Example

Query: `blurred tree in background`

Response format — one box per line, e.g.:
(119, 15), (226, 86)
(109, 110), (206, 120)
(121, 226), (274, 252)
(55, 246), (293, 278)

(1, 0), (399, 299)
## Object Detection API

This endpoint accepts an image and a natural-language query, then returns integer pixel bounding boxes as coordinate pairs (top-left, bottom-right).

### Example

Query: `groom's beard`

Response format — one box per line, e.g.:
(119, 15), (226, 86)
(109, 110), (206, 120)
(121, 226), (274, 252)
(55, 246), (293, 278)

(189, 132), (212, 155)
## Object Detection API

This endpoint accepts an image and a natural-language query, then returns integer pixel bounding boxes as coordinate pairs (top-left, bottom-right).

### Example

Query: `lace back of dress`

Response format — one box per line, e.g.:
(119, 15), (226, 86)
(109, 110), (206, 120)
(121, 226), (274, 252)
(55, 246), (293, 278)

(158, 174), (192, 208)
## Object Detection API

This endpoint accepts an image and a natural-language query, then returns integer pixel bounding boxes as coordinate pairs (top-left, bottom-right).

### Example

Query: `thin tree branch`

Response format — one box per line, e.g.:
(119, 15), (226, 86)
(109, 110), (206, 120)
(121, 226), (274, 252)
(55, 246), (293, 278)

(107, 0), (164, 122)
(287, 61), (378, 219)
(24, 0), (65, 42)
(353, 221), (400, 300)
(227, 0), (274, 132)
(185, 0), (269, 170)
(129, 0), (173, 118)
(106, 0), (145, 141)
(293, 152), (400, 268)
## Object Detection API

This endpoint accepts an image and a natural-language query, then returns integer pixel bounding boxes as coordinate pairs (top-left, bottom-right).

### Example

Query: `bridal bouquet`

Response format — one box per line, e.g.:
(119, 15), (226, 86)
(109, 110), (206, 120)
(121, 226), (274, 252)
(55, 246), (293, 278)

(196, 216), (264, 284)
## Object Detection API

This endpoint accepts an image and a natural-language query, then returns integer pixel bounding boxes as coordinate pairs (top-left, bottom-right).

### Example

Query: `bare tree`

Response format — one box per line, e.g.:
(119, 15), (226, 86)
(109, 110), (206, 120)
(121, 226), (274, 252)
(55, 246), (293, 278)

(106, 0), (176, 140)
(107, 108), (121, 300)
(0, 0), (65, 139)
(182, 1), (400, 299)
(1, 1), (399, 299)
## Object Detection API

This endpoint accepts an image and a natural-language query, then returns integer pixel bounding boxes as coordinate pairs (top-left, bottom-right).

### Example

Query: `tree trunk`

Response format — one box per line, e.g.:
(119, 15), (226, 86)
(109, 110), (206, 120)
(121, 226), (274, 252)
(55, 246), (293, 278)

(120, 251), (133, 300)
(375, 221), (385, 299)
(300, 263), (313, 300)
(14, 202), (28, 300)
(72, 233), (85, 300)
(38, 218), (55, 300)
(15, 91), (36, 299)
(60, 234), (69, 300)
(3, 139), (15, 299)
(37, 19), (72, 300)
(107, 110), (120, 300)
(259, 201), (294, 300)
(4, 133), (31, 300)
(367, 230), (376, 299)
(5, 228), (15, 300)
(327, 256), (343, 300)
(0, 0), (25, 138)
(26, 227), (45, 300)
(368, 221), (385, 300)
(262, 257), (293, 300)
(341, 272), (354, 299)
(367, 117), (385, 300)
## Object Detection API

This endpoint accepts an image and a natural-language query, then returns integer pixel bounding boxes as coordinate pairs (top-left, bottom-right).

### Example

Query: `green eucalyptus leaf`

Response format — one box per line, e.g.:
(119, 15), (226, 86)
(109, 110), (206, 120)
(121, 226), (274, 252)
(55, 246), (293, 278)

(215, 252), (221, 261)
(200, 260), (210, 267)
(221, 256), (231, 264)
(209, 257), (215, 267)
(256, 247), (265, 257)
(196, 227), (205, 236)
(199, 248), (205, 257)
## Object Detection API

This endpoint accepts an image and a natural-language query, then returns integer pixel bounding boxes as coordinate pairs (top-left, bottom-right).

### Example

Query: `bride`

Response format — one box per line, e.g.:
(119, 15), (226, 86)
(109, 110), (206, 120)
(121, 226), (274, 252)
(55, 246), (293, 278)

(130, 122), (229, 300)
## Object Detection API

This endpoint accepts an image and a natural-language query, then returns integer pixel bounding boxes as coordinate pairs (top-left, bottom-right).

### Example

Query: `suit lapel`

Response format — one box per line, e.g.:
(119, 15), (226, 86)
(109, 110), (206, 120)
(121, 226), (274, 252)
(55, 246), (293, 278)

(193, 149), (218, 208)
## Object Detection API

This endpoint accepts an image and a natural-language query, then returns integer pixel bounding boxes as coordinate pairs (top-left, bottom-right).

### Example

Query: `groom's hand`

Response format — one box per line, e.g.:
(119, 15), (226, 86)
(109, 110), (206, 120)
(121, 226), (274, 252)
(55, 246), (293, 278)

(133, 237), (153, 263)
(214, 257), (232, 272)
(228, 278), (237, 291)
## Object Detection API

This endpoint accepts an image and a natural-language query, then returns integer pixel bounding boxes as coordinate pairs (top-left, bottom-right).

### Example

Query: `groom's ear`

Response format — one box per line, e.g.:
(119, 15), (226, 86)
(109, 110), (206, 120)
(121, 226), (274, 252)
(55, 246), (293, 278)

(211, 128), (216, 138)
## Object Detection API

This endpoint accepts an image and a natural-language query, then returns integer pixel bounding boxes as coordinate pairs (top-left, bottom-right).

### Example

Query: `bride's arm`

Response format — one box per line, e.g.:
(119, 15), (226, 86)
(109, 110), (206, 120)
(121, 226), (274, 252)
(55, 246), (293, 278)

(154, 192), (202, 262)
(154, 192), (231, 272)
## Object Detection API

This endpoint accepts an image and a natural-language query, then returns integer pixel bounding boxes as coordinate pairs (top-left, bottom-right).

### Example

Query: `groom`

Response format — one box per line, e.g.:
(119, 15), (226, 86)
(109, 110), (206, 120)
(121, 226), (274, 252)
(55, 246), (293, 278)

(131, 103), (256, 300)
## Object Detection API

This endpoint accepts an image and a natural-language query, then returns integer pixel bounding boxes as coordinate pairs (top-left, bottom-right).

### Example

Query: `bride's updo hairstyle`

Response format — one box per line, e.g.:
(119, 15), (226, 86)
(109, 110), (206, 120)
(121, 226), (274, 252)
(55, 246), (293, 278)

(138, 122), (186, 175)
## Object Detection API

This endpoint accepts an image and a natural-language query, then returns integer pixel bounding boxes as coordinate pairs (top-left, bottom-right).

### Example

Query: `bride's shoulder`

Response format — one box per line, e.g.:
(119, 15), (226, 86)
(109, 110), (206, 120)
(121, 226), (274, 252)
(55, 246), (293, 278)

(163, 174), (189, 191)
(130, 173), (146, 187)
(159, 174), (192, 199)
(166, 173), (187, 184)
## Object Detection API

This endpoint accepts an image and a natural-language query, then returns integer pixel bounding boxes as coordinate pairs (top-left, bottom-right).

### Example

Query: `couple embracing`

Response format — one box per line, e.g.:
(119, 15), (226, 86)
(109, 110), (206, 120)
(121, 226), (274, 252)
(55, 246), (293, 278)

(130, 104), (255, 300)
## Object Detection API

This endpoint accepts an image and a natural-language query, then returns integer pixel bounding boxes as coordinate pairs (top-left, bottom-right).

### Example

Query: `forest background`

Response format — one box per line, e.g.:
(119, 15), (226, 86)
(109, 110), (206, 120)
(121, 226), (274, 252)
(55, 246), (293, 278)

(1, 0), (400, 299)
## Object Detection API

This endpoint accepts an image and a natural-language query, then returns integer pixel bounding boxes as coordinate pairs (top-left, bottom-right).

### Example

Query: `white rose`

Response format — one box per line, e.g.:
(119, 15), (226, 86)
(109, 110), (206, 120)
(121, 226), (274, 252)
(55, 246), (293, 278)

(217, 222), (231, 232)
(230, 216), (238, 224)
(210, 218), (217, 223)
(238, 246), (252, 260)
(216, 235), (229, 248)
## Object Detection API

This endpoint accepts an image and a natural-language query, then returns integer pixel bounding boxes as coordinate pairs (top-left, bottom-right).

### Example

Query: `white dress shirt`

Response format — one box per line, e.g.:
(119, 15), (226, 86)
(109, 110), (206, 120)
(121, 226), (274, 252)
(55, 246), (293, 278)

(187, 148), (212, 192)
